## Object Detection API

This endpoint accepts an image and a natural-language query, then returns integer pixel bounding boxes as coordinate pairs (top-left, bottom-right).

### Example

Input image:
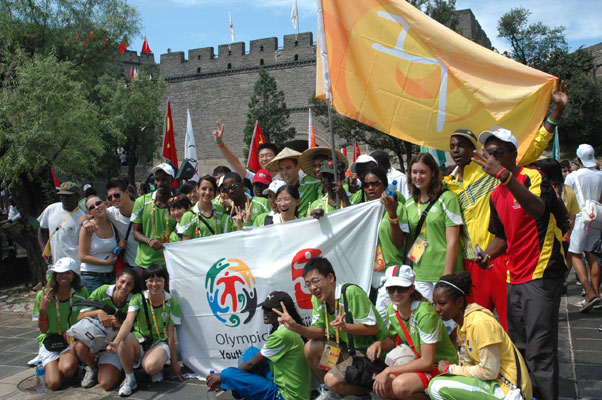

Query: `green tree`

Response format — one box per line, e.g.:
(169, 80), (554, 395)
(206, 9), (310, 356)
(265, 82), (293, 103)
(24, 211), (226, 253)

(409, 0), (458, 31)
(497, 7), (567, 68)
(497, 9), (601, 152)
(0, 0), (140, 284)
(243, 68), (296, 156)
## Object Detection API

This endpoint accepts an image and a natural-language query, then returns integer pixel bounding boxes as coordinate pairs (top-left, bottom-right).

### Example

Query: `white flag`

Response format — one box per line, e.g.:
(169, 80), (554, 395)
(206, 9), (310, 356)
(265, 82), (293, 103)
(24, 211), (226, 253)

(184, 109), (200, 181)
(228, 11), (235, 43)
(291, 0), (299, 30)
(164, 200), (384, 375)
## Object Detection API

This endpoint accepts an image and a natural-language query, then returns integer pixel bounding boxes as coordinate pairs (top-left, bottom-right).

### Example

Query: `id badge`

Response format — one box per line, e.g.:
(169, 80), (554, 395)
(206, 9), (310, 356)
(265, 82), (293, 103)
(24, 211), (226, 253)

(318, 341), (341, 371)
(408, 235), (428, 264)
(374, 246), (386, 272)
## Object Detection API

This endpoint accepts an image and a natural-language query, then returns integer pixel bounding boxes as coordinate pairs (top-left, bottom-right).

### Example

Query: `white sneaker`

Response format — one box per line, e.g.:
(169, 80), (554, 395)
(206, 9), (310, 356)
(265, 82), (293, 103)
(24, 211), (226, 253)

(118, 375), (137, 397)
(315, 385), (341, 400)
(81, 366), (97, 388)
(151, 371), (164, 383)
(27, 354), (40, 367)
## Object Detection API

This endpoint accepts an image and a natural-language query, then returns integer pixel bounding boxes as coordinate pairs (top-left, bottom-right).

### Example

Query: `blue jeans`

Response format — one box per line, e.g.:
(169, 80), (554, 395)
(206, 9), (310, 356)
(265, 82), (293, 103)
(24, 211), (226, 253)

(80, 272), (115, 294)
(220, 347), (284, 400)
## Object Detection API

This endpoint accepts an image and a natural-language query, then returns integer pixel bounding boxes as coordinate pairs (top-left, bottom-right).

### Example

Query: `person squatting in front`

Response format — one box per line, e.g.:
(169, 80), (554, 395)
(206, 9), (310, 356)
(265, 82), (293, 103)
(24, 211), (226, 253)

(105, 264), (183, 397)
(206, 291), (311, 400)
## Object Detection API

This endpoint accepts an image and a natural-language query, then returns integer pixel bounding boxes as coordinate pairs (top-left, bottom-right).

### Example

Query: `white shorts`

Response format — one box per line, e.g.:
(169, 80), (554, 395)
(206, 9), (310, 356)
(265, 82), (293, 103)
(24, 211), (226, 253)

(569, 218), (601, 254)
(38, 343), (73, 367)
(138, 340), (171, 364)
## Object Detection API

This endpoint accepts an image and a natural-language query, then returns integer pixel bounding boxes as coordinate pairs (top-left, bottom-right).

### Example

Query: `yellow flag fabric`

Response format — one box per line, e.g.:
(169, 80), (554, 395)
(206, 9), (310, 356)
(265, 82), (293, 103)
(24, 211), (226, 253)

(316, 0), (557, 160)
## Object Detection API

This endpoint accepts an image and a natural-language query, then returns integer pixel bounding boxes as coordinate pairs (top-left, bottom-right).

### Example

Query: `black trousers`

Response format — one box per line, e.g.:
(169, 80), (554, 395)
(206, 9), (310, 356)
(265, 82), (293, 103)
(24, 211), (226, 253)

(507, 278), (562, 400)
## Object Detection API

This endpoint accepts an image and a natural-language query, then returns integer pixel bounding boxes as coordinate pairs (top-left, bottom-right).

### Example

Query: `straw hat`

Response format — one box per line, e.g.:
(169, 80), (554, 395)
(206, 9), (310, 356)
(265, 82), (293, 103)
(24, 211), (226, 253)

(299, 146), (349, 178)
(265, 147), (302, 173)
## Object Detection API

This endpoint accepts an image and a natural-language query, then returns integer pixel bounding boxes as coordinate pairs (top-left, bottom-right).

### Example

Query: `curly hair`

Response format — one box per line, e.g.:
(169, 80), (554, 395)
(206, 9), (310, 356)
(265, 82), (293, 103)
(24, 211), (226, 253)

(435, 271), (472, 303)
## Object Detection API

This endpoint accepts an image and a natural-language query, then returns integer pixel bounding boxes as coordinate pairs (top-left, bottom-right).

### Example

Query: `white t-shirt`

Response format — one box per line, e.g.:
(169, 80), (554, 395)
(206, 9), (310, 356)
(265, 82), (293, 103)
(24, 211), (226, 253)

(388, 167), (410, 199)
(565, 168), (602, 207)
(106, 206), (138, 267)
(37, 202), (85, 264)
(80, 229), (116, 273)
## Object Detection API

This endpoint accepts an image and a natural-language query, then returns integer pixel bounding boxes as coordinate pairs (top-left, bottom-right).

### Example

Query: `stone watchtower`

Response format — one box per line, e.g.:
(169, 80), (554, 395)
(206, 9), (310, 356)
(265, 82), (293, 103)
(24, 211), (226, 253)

(159, 32), (318, 174)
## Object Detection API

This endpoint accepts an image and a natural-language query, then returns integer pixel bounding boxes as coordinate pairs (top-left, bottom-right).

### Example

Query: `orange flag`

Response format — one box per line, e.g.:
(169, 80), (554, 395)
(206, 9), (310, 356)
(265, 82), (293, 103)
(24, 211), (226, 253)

(162, 101), (179, 169)
(316, 0), (556, 159)
(247, 121), (266, 172)
(308, 108), (317, 148)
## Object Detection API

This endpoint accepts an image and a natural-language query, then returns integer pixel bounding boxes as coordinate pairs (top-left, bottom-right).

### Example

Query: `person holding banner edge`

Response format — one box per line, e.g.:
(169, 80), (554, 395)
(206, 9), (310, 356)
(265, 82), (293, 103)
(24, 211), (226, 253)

(274, 256), (387, 400)
(206, 291), (311, 400)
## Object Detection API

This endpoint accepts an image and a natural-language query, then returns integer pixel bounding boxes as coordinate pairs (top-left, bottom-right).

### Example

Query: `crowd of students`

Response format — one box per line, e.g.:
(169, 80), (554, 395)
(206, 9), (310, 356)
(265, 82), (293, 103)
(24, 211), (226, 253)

(31, 83), (602, 400)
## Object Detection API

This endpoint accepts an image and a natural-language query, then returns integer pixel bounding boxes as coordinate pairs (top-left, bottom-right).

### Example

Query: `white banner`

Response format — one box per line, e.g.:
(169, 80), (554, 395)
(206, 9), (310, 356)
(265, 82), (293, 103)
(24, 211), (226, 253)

(164, 200), (383, 375)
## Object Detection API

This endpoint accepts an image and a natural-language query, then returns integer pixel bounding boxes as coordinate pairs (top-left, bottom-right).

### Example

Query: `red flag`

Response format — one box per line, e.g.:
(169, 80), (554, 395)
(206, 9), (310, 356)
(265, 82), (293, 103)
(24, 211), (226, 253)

(141, 36), (152, 53)
(119, 35), (129, 54)
(353, 140), (361, 162)
(51, 168), (60, 190)
(308, 109), (317, 148)
(247, 121), (266, 172)
(162, 101), (179, 169)
(129, 67), (134, 79)
(341, 147), (347, 156)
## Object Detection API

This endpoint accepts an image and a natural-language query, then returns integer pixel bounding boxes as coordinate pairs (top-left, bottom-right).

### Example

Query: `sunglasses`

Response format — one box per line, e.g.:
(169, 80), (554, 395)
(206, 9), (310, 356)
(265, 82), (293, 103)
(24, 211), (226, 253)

(107, 193), (121, 201)
(168, 196), (183, 203)
(88, 200), (103, 211)
(386, 286), (410, 294)
(224, 182), (241, 192)
(363, 179), (382, 188)
(487, 147), (505, 156)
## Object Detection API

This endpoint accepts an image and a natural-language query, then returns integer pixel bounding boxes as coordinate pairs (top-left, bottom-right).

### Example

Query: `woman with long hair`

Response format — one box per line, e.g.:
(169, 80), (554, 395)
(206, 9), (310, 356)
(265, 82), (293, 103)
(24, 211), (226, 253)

(180, 175), (232, 239)
(367, 265), (457, 399)
(400, 153), (463, 301)
(207, 291), (311, 400)
(106, 265), (183, 397)
(33, 257), (89, 390)
(74, 268), (141, 390)
(428, 272), (532, 400)
(79, 195), (120, 293)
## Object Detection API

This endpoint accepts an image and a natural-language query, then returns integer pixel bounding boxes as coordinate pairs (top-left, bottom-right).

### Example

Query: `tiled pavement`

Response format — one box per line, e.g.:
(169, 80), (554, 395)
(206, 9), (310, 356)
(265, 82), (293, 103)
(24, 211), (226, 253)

(0, 272), (600, 399)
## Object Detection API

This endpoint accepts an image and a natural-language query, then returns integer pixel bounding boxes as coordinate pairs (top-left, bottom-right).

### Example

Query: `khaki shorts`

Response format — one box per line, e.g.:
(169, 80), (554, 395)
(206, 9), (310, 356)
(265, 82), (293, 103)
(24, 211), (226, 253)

(323, 341), (366, 383)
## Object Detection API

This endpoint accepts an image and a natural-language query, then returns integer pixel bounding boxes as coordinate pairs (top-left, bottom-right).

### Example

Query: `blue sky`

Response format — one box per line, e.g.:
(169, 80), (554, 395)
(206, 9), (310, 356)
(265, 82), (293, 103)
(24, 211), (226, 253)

(128, 0), (602, 58)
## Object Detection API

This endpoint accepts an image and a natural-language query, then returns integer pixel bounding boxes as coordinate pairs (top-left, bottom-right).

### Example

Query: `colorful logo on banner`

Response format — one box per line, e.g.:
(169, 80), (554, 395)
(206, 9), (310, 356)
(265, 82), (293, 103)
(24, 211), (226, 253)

(291, 248), (322, 309)
(206, 258), (257, 327)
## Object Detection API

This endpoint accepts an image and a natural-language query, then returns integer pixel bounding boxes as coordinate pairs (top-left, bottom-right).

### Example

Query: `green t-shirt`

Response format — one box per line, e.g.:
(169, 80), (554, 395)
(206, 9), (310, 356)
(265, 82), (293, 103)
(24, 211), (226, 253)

(230, 194), (273, 231)
(378, 195), (406, 267)
(310, 283), (387, 349)
(80, 284), (133, 315)
(252, 196), (271, 213)
(33, 287), (89, 344)
(385, 301), (458, 365)
(298, 175), (322, 217)
(128, 290), (181, 343)
(260, 325), (311, 400)
(131, 192), (177, 267)
(179, 203), (232, 238)
(400, 190), (464, 281)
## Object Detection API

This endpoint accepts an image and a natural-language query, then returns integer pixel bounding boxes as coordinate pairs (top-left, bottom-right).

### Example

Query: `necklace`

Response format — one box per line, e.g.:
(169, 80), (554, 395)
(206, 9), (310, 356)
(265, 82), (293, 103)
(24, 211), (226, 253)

(147, 291), (168, 343)
(150, 199), (172, 242)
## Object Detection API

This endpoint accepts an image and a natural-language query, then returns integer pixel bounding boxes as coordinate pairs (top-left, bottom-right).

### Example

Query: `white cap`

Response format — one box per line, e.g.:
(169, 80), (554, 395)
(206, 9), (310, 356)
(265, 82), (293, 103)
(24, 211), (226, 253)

(478, 126), (518, 150)
(384, 265), (415, 288)
(82, 184), (92, 192)
(350, 155), (378, 174)
(50, 257), (80, 275)
(151, 163), (175, 178)
(576, 144), (596, 168)
(263, 180), (287, 196)
(217, 175), (225, 188)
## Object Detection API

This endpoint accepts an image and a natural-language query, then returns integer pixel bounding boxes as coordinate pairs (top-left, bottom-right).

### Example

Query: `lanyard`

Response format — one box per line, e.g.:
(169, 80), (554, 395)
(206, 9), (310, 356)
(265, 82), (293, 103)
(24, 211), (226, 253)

(55, 289), (73, 335)
(147, 292), (168, 342)
(150, 199), (171, 242)
(323, 299), (340, 344)
(394, 309), (420, 358)
(44, 208), (78, 257)
(196, 209), (218, 236)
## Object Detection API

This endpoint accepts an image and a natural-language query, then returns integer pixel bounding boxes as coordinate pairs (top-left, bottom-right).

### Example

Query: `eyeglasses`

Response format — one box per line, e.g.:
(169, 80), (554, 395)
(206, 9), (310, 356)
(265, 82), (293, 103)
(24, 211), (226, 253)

(304, 277), (325, 289)
(145, 278), (165, 285)
(107, 193), (121, 201)
(363, 180), (382, 188)
(487, 147), (505, 156)
(386, 286), (410, 294)
(88, 200), (103, 211)
(224, 182), (241, 192)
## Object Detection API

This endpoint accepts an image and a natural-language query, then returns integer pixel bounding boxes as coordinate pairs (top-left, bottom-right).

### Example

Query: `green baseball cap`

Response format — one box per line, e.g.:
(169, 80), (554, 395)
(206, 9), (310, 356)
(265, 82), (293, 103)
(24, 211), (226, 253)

(56, 181), (80, 195)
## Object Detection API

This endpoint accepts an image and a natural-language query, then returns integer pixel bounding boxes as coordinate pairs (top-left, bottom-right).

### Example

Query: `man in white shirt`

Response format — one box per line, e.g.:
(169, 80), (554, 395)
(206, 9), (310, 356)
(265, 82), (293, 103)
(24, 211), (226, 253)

(564, 144), (602, 311)
(37, 182), (85, 266)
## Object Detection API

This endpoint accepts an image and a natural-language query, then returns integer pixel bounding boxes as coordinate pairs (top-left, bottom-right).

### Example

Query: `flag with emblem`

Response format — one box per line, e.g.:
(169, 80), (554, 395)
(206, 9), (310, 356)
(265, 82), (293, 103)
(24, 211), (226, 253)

(315, 0), (556, 160)
(162, 101), (179, 169)
(246, 120), (266, 172)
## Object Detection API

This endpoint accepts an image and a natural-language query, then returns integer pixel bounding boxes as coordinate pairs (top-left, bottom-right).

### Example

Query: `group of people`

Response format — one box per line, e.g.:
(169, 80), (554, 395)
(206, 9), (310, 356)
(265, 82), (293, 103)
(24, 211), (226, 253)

(31, 81), (602, 400)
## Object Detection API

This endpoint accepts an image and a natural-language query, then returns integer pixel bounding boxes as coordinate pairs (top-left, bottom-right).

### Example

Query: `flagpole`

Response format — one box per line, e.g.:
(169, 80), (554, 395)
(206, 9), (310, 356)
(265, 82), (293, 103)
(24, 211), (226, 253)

(327, 102), (340, 208)
(247, 121), (258, 169)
